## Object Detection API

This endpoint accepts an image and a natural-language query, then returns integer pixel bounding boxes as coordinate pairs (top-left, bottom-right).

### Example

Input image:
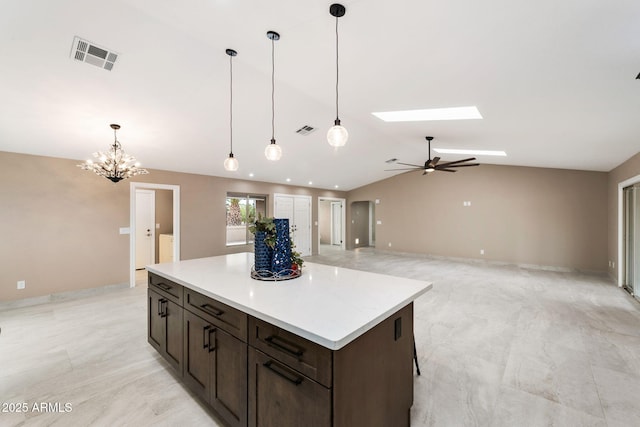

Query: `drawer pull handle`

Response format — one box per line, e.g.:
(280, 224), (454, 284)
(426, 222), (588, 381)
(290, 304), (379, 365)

(156, 282), (172, 291)
(265, 335), (305, 358)
(200, 303), (224, 317)
(155, 282), (180, 299)
(263, 360), (303, 386)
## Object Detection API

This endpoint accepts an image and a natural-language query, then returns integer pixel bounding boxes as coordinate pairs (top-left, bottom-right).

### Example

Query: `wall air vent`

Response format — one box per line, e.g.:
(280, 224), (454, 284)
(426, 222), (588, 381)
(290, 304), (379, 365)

(70, 36), (118, 71)
(295, 125), (316, 136)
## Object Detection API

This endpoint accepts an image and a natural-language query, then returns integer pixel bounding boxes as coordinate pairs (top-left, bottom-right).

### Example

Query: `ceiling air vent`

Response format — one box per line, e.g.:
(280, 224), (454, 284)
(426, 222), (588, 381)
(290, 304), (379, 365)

(295, 125), (316, 136)
(70, 36), (118, 71)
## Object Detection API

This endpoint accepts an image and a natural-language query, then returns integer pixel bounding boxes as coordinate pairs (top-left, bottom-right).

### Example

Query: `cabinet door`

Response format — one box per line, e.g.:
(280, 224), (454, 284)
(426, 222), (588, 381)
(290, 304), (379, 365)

(148, 289), (164, 353)
(248, 348), (330, 427)
(183, 309), (212, 402)
(165, 299), (183, 372)
(211, 328), (248, 427)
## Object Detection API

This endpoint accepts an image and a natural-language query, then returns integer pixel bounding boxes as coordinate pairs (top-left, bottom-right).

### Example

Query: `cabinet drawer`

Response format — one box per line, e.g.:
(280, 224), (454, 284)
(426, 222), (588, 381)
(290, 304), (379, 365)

(248, 348), (330, 427)
(248, 317), (332, 388)
(148, 272), (183, 305)
(184, 289), (247, 342)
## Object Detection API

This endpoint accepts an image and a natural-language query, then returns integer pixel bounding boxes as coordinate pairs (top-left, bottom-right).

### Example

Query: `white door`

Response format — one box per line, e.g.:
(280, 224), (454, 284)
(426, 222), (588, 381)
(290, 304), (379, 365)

(331, 202), (342, 246)
(274, 194), (312, 256)
(135, 189), (155, 269)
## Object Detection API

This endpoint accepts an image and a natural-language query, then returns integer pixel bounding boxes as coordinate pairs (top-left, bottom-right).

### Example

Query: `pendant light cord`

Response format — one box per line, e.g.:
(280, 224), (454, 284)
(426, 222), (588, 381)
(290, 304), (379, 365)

(271, 37), (275, 141)
(335, 15), (339, 121)
(229, 53), (233, 154)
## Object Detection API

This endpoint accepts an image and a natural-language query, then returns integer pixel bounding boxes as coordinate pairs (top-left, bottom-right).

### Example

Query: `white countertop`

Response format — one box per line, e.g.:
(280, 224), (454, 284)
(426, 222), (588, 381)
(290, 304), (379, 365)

(147, 253), (432, 350)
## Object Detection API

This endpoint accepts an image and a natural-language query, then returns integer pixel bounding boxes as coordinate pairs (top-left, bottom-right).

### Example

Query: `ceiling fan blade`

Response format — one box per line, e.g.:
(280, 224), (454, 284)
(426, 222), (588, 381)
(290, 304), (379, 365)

(396, 162), (424, 168)
(431, 157), (440, 167)
(437, 157), (477, 167)
(437, 168), (457, 172)
(385, 168), (423, 171)
(440, 163), (480, 168)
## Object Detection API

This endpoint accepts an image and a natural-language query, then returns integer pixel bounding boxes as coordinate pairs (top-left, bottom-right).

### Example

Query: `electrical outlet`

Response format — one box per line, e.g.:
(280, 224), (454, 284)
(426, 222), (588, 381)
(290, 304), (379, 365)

(612, 262), (615, 269)
(388, 242), (392, 247)
(480, 249), (485, 255)
(17, 280), (26, 290)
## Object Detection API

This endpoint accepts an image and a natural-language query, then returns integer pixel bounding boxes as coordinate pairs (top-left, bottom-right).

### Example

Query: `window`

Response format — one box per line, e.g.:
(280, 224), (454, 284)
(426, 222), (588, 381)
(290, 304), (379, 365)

(226, 193), (267, 246)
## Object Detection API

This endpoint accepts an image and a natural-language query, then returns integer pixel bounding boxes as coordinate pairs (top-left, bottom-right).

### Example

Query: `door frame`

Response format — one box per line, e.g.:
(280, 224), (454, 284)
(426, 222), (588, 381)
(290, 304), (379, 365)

(318, 196), (346, 251)
(130, 182), (181, 288)
(135, 189), (156, 269)
(617, 173), (640, 287)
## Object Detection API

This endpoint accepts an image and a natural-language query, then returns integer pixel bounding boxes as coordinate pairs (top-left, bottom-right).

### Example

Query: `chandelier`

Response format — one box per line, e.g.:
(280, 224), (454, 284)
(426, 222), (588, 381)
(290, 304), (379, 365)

(78, 124), (149, 182)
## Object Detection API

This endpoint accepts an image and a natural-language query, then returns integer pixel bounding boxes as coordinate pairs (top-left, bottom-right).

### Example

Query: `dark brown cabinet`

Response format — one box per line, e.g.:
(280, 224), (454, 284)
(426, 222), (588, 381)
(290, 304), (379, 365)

(248, 348), (330, 427)
(183, 309), (248, 427)
(147, 270), (416, 427)
(147, 288), (183, 372)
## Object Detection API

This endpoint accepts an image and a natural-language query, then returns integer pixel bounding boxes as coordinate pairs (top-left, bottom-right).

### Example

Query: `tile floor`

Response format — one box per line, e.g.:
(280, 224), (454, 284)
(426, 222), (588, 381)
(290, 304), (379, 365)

(1, 249), (639, 426)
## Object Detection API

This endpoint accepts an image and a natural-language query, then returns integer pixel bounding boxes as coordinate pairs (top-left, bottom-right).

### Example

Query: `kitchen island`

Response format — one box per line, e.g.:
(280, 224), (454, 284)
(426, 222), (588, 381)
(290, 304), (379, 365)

(146, 253), (432, 427)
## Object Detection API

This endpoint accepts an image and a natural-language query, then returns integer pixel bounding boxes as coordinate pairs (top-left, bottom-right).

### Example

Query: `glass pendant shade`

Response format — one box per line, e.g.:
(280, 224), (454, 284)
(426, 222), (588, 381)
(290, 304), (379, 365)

(78, 124), (148, 183)
(224, 153), (239, 171)
(327, 120), (348, 147)
(265, 139), (282, 161)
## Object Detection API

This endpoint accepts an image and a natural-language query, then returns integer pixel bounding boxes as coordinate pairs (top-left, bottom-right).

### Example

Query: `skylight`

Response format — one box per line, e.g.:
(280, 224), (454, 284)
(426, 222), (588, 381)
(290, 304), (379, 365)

(372, 106), (482, 122)
(433, 148), (506, 156)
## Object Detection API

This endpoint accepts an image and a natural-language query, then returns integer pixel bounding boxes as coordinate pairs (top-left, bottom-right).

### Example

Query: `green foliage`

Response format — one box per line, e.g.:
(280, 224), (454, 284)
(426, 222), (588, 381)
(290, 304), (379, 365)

(249, 214), (276, 248)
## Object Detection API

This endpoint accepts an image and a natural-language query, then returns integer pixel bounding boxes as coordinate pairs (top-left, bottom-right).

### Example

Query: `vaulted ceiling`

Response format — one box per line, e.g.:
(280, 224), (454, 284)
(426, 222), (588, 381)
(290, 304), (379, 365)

(1, 0), (639, 190)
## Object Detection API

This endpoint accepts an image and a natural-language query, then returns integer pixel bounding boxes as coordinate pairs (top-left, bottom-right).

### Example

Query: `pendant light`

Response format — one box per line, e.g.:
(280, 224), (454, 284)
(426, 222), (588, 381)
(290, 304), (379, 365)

(264, 30), (282, 161)
(327, 3), (348, 148)
(224, 48), (239, 171)
(77, 124), (148, 182)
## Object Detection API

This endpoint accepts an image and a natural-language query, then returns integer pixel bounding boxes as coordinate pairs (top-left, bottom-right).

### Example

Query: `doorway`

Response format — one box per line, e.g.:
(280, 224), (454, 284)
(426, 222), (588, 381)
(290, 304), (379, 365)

(130, 182), (181, 287)
(135, 189), (155, 269)
(622, 183), (640, 299)
(318, 197), (346, 254)
(351, 201), (375, 249)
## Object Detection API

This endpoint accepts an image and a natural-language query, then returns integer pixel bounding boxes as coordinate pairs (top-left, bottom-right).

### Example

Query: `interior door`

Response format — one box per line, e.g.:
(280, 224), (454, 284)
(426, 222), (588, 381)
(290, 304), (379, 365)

(274, 194), (312, 256)
(136, 189), (155, 269)
(331, 202), (342, 246)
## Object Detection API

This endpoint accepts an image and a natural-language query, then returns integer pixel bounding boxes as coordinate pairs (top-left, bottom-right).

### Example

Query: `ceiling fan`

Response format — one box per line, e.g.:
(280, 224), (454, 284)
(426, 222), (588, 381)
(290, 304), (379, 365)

(385, 136), (480, 175)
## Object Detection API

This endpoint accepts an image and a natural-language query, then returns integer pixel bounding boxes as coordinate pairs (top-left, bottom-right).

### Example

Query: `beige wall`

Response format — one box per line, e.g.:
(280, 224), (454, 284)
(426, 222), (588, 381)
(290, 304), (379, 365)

(346, 164), (608, 272)
(0, 151), (344, 301)
(607, 151), (640, 282)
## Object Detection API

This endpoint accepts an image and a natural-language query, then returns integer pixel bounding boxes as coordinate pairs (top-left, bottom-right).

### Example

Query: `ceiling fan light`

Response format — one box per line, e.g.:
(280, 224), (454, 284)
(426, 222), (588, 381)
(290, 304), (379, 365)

(327, 123), (348, 147)
(426, 167), (435, 173)
(224, 153), (239, 171)
(265, 140), (282, 161)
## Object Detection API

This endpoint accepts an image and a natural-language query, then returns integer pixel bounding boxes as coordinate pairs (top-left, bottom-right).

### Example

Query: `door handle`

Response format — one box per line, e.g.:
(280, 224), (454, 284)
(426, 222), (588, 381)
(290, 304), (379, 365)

(159, 299), (168, 318)
(208, 328), (217, 353)
(203, 325), (210, 349)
